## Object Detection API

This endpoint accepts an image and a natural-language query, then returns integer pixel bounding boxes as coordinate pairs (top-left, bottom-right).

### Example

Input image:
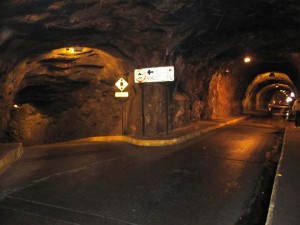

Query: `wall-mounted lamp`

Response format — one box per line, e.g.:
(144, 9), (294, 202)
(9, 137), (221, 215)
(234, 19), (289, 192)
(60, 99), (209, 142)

(244, 56), (251, 63)
(65, 47), (84, 54)
(13, 104), (21, 109)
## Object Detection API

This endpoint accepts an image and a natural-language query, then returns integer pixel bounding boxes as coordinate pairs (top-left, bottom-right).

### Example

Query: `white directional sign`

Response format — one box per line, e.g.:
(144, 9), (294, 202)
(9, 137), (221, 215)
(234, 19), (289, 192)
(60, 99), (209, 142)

(134, 66), (174, 83)
(115, 78), (128, 91)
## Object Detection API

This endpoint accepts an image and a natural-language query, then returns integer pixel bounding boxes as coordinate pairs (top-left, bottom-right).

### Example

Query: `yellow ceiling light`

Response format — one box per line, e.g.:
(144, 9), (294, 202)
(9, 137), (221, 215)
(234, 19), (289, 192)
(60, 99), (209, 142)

(51, 47), (88, 56)
(65, 47), (80, 54)
(67, 47), (75, 53)
(244, 56), (251, 63)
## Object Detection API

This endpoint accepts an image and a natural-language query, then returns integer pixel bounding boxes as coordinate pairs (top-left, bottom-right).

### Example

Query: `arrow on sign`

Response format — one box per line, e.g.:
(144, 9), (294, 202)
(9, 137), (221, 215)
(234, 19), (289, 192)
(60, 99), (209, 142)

(147, 70), (154, 75)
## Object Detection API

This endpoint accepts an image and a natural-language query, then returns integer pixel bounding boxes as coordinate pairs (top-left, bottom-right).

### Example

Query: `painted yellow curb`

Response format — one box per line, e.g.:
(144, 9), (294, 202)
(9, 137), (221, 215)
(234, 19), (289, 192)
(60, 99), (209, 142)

(73, 116), (248, 147)
(0, 143), (23, 174)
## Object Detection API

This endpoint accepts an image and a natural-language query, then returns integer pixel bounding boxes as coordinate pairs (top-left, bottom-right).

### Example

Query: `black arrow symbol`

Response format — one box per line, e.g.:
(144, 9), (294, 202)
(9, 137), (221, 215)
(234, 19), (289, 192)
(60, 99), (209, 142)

(147, 70), (153, 75)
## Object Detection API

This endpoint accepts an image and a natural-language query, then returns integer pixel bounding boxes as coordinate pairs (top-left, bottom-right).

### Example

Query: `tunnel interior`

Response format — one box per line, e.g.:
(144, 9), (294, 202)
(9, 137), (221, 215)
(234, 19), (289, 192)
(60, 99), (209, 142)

(1, 0), (300, 145)
(243, 70), (298, 112)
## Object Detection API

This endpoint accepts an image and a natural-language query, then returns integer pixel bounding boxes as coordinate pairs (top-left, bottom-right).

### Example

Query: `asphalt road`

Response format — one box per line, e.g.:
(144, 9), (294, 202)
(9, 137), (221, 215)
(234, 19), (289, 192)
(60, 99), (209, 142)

(0, 117), (286, 225)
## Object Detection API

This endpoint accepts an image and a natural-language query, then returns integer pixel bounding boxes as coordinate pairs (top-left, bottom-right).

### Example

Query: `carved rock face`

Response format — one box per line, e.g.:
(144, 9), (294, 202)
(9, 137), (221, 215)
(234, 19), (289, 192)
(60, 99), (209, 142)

(0, 1), (300, 145)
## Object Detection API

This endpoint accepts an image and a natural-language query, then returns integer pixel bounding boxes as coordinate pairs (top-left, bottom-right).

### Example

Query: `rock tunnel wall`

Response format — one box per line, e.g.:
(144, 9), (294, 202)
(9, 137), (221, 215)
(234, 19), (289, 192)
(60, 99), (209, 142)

(2, 48), (134, 145)
(4, 45), (299, 146)
(208, 71), (241, 119)
(0, 0), (300, 146)
(0, 47), (243, 146)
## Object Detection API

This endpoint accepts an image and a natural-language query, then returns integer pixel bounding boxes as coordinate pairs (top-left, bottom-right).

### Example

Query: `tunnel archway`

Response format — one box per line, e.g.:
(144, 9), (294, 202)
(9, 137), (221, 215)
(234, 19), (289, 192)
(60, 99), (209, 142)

(256, 83), (293, 110)
(243, 71), (297, 112)
(7, 46), (137, 145)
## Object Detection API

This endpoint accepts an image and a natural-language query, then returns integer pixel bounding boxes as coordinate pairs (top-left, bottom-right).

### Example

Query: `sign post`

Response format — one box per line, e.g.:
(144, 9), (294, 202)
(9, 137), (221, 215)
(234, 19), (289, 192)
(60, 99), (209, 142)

(115, 78), (129, 98)
(115, 78), (129, 135)
(134, 66), (174, 136)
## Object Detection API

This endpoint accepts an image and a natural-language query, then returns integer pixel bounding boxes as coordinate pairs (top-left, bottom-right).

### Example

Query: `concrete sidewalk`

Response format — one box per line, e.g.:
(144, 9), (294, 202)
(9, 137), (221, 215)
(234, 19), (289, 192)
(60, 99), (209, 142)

(70, 116), (248, 146)
(0, 116), (247, 174)
(266, 122), (300, 225)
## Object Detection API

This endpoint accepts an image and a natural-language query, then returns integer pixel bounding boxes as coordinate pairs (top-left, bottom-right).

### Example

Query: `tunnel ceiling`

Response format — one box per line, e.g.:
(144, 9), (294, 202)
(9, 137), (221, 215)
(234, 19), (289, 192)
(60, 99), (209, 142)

(1, 0), (300, 64)
(1, 0), (300, 110)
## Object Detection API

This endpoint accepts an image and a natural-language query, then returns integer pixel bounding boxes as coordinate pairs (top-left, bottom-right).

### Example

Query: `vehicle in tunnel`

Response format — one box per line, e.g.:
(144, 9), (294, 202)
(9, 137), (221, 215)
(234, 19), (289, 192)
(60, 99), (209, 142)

(267, 90), (295, 118)
(269, 104), (290, 118)
(287, 99), (297, 121)
(268, 97), (294, 118)
(287, 108), (296, 121)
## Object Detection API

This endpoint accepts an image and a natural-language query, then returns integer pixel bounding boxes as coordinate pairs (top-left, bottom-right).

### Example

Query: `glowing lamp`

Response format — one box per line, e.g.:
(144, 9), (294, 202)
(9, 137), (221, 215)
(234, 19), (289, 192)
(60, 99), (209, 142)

(244, 57), (251, 63)
(286, 97), (293, 103)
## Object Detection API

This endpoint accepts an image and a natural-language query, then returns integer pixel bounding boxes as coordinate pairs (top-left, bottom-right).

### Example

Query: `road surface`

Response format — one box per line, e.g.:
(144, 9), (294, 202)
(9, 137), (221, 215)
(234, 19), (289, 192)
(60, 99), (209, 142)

(0, 117), (286, 225)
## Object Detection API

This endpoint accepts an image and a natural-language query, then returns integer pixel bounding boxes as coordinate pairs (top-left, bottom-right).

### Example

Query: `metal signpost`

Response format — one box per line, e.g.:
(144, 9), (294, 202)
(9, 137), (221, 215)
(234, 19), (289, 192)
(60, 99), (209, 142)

(115, 78), (129, 97)
(115, 78), (129, 135)
(134, 66), (175, 136)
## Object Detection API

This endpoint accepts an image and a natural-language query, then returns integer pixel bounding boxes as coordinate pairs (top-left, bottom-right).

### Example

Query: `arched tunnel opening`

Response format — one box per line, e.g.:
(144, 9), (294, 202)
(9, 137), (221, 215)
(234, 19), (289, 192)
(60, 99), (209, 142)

(243, 71), (298, 114)
(6, 47), (137, 145)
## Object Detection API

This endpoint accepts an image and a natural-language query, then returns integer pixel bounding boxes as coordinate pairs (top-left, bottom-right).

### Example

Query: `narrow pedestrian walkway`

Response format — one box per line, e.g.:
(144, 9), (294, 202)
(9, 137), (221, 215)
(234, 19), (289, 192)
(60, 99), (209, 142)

(266, 122), (300, 225)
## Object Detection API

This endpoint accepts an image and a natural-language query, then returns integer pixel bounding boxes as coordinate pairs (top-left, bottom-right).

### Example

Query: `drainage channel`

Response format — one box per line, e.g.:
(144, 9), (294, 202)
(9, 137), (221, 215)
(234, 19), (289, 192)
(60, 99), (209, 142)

(235, 129), (284, 225)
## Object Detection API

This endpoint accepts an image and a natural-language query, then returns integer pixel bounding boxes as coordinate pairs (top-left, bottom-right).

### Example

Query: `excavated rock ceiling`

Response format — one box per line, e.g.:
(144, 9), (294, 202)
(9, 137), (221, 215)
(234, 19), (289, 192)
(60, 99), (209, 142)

(1, 0), (300, 63)
(1, 0), (300, 107)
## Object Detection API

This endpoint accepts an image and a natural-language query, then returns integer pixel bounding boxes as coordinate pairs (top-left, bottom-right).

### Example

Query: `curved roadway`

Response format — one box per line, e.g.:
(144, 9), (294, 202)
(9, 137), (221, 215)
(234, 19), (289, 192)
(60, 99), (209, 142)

(0, 117), (286, 225)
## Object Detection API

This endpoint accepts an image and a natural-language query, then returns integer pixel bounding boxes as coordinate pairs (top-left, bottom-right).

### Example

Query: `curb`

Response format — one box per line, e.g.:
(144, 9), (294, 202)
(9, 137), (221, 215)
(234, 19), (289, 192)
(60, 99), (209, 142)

(0, 143), (23, 174)
(265, 127), (287, 225)
(71, 116), (248, 146)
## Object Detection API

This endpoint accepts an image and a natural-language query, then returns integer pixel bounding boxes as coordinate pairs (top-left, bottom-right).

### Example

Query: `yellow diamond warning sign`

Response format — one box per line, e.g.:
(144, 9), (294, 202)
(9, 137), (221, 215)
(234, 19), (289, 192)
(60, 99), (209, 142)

(115, 78), (128, 91)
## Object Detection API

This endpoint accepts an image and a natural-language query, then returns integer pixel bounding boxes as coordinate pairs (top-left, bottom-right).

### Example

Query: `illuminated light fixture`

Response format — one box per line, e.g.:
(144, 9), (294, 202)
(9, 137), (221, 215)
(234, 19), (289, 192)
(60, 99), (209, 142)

(269, 72), (275, 77)
(69, 47), (75, 53)
(73, 47), (84, 53)
(275, 84), (279, 88)
(225, 68), (229, 73)
(244, 56), (251, 63)
(65, 47), (73, 53)
(290, 92), (295, 98)
(65, 47), (84, 54)
(13, 104), (21, 108)
(286, 96), (293, 103)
